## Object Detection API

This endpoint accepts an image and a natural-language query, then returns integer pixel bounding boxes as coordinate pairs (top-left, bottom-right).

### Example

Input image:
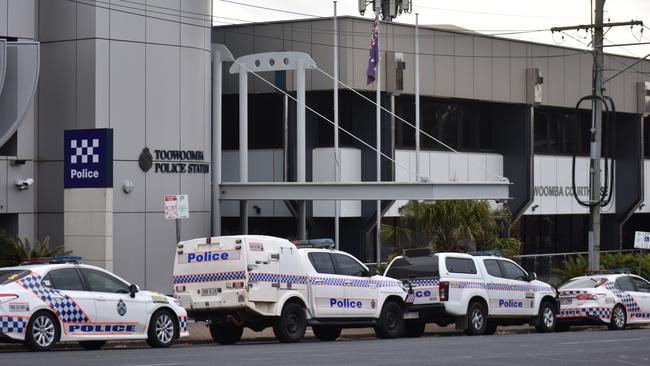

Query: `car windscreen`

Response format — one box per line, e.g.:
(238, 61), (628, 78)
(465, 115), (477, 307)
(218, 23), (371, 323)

(385, 255), (439, 279)
(0, 270), (29, 285)
(559, 277), (607, 289)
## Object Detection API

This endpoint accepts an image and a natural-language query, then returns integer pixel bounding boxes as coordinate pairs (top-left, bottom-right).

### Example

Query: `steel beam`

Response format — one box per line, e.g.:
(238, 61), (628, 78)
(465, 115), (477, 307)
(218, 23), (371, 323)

(219, 181), (510, 201)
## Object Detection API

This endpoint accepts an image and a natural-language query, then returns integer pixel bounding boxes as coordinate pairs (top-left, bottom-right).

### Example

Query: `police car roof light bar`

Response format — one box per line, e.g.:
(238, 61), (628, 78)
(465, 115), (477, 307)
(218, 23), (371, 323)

(470, 249), (501, 257)
(20, 256), (83, 265)
(586, 268), (631, 275)
(292, 238), (335, 249)
(402, 248), (435, 257)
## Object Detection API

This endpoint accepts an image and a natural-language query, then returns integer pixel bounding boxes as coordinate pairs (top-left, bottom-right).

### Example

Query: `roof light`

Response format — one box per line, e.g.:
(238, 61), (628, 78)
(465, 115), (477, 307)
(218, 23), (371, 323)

(292, 238), (335, 249)
(20, 256), (83, 265)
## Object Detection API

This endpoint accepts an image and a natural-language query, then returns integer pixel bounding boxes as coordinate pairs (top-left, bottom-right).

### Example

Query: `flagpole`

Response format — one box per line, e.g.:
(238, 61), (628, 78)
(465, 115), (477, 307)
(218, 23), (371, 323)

(333, 1), (340, 250)
(415, 13), (420, 181)
(375, 4), (381, 267)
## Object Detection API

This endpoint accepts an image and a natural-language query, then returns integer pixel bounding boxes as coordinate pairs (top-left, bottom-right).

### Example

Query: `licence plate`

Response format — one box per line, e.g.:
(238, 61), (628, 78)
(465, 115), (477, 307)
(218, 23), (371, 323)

(201, 288), (219, 296)
(403, 312), (419, 319)
(560, 298), (572, 305)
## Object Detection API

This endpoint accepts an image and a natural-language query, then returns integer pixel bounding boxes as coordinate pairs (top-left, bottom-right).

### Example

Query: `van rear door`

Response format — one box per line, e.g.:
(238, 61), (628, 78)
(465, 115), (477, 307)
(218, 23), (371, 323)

(173, 237), (247, 307)
(246, 238), (280, 302)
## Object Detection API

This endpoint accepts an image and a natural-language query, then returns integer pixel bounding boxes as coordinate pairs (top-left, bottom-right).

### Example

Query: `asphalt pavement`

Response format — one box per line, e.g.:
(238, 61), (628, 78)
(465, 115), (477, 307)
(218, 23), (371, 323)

(2, 327), (650, 366)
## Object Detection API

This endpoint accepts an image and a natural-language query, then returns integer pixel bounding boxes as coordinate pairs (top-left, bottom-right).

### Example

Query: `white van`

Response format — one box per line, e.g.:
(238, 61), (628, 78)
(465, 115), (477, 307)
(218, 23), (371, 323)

(172, 235), (408, 344)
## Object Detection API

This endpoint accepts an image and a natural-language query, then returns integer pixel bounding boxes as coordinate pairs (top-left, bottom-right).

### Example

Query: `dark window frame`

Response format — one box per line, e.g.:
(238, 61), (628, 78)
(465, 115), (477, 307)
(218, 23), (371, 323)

(331, 253), (368, 277)
(445, 257), (478, 275)
(308, 252), (337, 275)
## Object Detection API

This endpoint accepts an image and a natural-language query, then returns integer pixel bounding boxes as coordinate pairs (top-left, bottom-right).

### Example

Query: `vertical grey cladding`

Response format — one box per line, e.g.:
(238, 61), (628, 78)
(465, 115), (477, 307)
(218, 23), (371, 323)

(491, 39), (510, 101)
(474, 37), (492, 101)
(8, 0), (35, 39)
(454, 34), (474, 100)
(114, 213), (145, 287)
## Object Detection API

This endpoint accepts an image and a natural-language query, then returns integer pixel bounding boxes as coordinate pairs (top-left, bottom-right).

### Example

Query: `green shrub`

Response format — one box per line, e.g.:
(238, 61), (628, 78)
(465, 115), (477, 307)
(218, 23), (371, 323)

(553, 252), (650, 285)
(0, 233), (70, 267)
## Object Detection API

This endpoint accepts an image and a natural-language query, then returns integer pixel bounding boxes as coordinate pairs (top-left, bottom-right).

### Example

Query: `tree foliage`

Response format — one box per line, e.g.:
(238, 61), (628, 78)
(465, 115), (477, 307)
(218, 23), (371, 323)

(553, 252), (650, 284)
(0, 232), (70, 267)
(381, 200), (521, 258)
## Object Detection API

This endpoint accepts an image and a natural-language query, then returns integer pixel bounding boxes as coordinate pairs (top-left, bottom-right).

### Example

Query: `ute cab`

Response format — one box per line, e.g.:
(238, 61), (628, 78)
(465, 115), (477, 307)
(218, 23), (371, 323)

(173, 235), (408, 344)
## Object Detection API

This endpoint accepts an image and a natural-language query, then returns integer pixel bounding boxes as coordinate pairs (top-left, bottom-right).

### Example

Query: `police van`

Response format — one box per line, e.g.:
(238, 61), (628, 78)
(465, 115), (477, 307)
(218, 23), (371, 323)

(172, 235), (409, 344)
(384, 249), (558, 336)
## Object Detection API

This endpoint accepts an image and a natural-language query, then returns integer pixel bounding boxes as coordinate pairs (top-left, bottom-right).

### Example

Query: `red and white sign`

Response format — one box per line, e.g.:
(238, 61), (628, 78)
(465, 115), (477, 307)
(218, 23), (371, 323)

(164, 194), (189, 219)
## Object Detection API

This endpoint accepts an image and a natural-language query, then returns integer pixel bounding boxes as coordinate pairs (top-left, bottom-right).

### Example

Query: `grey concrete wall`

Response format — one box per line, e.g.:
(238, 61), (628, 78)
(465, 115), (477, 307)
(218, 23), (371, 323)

(37, 0), (212, 293)
(214, 17), (649, 114)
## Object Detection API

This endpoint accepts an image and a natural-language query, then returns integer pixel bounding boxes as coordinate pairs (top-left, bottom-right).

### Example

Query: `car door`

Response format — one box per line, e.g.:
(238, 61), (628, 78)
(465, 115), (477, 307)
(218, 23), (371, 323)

(41, 268), (96, 338)
(628, 276), (650, 323)
(331, 253), (377, 317)
(307, 252), (347, 318)
(482, 259), (510, 316)
(497, 260), (536, 316)
(79, 268), (148, 337)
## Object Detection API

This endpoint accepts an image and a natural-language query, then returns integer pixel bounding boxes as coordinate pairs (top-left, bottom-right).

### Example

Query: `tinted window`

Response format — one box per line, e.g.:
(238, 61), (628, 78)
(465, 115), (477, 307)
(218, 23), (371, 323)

(44, 268), (85, 291)
(385, 256), (439, 279)
(483, 259), (502, 277)
(559, 277), (607, 289)
(332, 254), (367, 277)
(631, 277), (650, 293)
(499, 261), (527, 281)
(80, 269), (130, 294)
(308, 252), (336, 275)
(615, 276), (636, 292)
(445, 257), (477, 274)
(0, 270), (28, 285)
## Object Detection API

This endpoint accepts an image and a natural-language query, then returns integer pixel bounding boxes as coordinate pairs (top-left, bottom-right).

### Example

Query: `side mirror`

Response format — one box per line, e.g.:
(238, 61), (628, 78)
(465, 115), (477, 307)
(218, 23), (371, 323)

(526, 272), (537, 282)
(366, 268), (378, 277)
(129, 284), (139, 298)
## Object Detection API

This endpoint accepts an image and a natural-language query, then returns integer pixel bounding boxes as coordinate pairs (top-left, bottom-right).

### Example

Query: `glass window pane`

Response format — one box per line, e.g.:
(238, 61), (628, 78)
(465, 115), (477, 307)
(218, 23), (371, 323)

(615, 276), (636, 292)
(631, 277), (650, 293)
(332, 254), (367, 277)
(385, 256), (439, 279)
(483, 259), (502, 277)
(44, 268), (85, 291)
(559, 277), (607, 289)
(445, 257), (477, 274)
(0, 270), (28, 284)
(499, 260), (527, 281)
(308, 252), (336, 275)
(80, 269), (130, 294)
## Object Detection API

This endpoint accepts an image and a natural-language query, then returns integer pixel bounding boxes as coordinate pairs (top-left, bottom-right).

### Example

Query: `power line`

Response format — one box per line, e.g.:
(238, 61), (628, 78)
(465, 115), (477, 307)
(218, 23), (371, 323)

(414, 4), (584, 20)
(219, 0), (319, 18)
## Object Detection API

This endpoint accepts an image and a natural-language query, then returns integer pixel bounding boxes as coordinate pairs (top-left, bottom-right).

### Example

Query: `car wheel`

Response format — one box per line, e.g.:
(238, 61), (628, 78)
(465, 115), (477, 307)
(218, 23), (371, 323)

(464, 301), (487, 335)
(147, 310), (177, 348)
(404, 321), (425, 338)
(312, 325), (342, 341)
(25, 311), (60, 351)
(79, 341), (106, 350)
(609, 304), (626, 330)
(374, 301), (405, 339)
(484, 321), (498, 335)
(534, 301), (556, 333)
(273, 302), (307, 343)
(209, 321), (244, 345)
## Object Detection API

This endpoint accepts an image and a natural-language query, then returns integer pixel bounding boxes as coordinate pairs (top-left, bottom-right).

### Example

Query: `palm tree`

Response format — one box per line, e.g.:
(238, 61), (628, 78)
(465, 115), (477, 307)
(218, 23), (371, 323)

(0, 233), (71, 267)
(381, 200), (520, 257)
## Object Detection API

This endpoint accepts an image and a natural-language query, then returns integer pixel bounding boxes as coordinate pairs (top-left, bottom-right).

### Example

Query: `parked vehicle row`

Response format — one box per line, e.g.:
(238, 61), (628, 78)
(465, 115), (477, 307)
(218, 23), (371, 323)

(2, 234), (650, 352)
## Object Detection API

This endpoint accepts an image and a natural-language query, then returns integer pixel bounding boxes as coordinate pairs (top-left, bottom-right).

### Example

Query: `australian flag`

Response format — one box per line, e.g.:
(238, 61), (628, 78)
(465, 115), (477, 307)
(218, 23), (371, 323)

(366, 14), (379, 85)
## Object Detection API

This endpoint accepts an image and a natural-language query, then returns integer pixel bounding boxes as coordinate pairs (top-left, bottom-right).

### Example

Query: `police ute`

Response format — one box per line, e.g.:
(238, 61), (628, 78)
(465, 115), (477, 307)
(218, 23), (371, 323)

(0, 257), (188, 351)
(557, 271), (650, 331)
(172, 235), (409, 344)
(384, 249), (558, 336)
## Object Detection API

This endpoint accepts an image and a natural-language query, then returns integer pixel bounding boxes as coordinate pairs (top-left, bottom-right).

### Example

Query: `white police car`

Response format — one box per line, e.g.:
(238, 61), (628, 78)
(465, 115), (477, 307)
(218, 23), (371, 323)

(0, 257), (188, 351)
(557, 272), (650, 331)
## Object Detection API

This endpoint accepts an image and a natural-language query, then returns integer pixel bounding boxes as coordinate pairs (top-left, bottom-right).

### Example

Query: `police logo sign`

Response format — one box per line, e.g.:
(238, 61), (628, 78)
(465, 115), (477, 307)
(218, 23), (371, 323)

(64, 129), (113, 188)
(117, 299), (127, 316)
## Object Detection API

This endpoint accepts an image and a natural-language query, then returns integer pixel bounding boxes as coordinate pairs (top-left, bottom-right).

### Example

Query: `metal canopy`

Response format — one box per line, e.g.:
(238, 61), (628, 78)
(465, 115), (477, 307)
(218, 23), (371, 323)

(219, 181), (511, 201)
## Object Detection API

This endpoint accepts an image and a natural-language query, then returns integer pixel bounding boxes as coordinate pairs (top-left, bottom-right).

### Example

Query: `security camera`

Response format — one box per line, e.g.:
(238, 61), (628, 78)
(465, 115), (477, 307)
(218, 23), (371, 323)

(15, 178), (34, 191)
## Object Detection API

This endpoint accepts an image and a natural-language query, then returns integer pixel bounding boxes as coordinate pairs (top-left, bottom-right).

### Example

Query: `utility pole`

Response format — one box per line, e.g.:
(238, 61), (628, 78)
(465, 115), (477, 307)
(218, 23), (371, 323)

(551, 1), (642, 271)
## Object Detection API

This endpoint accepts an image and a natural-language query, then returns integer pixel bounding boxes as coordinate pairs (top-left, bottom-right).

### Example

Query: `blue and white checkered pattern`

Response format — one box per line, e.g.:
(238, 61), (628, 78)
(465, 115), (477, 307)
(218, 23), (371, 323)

(308, 277), (400, 288)
(0, 316), (27, 334)
(410, 279), (439, 287)
(70, 138), (100, 164)
(584, 307), (612, 318)
(558, 307), (611, 320)
(249, 273), (307, 284)
(173, 271), (246, 284)
(457, 281), (485, 289)
(559, 290), (589, 296)
(178, 316), (188, 333)
(18, 274), (90, 323)
(604, 281), (641, 312)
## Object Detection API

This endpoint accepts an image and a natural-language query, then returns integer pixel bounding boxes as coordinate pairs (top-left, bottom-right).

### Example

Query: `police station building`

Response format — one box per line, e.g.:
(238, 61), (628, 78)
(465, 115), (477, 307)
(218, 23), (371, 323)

(1, 2), (650, 293)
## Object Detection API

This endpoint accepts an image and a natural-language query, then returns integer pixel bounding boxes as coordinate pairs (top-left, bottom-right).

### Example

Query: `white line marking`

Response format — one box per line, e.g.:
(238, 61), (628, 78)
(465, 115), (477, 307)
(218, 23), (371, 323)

(560, 338), (645, 345)
(127, 363), (186, 366)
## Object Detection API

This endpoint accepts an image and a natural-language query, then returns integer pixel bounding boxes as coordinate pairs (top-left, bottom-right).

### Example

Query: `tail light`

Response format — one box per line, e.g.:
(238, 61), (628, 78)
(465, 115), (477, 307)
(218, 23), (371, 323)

(0, 294), (19, 303)
(439, 281), (449, 301)
(576, 293), (605, 301)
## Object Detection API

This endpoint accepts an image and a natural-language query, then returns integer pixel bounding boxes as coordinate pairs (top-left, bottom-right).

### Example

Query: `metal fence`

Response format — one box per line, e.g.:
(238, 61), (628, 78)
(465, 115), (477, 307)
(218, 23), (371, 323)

(515, 249), (640, 285)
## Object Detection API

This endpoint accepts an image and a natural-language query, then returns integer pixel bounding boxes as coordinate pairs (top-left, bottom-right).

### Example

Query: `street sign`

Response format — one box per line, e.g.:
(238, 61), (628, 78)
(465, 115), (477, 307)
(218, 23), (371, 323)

(164, 194), (189, 220)
(634, 231), (650, 249)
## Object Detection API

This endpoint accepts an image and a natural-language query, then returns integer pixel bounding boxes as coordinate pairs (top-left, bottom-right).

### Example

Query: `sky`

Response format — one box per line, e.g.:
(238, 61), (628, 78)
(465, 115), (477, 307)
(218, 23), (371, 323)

(212, 0), (650, 59)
